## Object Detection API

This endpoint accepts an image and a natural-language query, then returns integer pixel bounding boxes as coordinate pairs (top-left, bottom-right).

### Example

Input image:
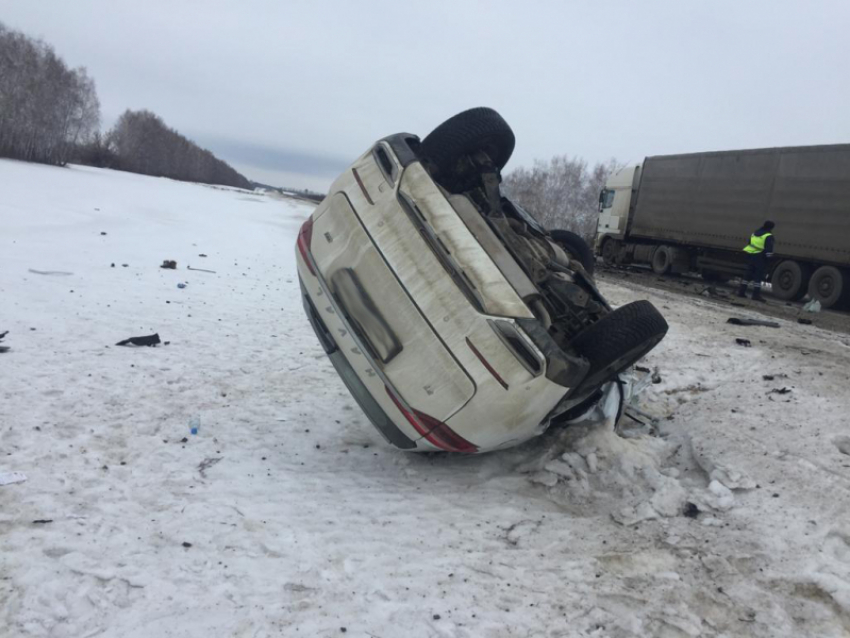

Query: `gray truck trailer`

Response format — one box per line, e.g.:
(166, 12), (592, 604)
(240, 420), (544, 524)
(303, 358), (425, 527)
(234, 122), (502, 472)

(595, 144), (850, 308)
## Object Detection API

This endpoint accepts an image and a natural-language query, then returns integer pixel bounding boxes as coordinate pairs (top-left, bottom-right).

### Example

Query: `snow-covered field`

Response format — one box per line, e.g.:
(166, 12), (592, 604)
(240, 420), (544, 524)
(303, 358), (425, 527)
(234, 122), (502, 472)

(1, 159), (849, 637)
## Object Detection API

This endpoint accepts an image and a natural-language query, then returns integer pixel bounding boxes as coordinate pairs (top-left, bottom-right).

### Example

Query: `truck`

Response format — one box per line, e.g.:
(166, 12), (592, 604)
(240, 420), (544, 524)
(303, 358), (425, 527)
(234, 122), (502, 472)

(595, 144), (850, 308)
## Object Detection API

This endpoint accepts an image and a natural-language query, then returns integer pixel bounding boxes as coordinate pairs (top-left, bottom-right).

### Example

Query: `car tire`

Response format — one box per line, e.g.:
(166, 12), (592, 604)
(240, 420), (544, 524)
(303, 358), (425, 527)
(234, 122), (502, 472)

(808, 265), (849, 309)
(771, 260), (811, 301)
(421, 107), (516, 176)
(550, 229), (595, 275)
(651, 246), (672, 275)
(570, 300), (669, 391)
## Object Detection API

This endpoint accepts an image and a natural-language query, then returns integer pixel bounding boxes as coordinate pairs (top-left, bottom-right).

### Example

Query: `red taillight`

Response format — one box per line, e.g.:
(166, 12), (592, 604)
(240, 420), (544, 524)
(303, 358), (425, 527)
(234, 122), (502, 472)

(385, 386), (478, 454)
(297, 217), (316, 276)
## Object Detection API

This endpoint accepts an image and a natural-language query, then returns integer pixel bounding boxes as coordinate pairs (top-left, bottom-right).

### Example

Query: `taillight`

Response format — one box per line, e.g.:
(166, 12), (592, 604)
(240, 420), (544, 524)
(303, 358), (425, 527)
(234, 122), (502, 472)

(297, 217), (316, 276)
(385, 386), (478, 454)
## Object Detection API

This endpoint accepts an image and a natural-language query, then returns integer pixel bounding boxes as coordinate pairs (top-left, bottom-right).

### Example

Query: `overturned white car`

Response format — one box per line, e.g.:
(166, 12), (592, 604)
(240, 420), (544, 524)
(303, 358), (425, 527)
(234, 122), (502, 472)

(296, 108), (667, 453)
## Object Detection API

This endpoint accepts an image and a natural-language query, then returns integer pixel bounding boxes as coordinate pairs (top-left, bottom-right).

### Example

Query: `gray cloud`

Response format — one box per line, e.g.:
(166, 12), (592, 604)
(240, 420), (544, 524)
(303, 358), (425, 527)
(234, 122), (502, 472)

(198, 137), (348, 177)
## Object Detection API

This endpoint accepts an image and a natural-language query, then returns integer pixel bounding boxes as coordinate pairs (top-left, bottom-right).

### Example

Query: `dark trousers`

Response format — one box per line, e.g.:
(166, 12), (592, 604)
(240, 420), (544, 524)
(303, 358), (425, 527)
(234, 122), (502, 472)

(739, 253), (767, 295)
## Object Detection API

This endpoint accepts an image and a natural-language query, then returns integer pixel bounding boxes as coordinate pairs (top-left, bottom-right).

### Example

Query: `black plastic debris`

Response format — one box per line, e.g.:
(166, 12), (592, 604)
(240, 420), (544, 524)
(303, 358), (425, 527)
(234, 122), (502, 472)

(735, 338), (752, 347)
(798, 318), (813, 325)
(727, 317), (780, 328)
(160, 259), (177, 269)
(116, 333), (161, 347)
(769, 387), (792, 395)
(683, 502), (700, 518)
(0, 330), (8, 354)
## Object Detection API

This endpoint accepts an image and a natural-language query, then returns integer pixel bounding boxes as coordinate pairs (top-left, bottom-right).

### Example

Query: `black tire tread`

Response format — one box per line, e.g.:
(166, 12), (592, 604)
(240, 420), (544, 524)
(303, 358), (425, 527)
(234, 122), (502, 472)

(421, 107), (515, 173)
(571, 300), (668, 386)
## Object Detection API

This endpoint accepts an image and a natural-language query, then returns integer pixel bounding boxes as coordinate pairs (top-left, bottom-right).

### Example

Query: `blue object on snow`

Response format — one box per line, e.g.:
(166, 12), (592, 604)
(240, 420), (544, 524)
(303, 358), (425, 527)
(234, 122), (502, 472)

(177, 282), (187, 289)
(189, 415), (200, 435)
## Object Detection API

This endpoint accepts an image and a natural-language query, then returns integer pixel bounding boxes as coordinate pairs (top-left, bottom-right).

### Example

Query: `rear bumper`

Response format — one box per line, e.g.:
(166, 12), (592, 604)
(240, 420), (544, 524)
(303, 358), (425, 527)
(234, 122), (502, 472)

(300, 278), (417, 450)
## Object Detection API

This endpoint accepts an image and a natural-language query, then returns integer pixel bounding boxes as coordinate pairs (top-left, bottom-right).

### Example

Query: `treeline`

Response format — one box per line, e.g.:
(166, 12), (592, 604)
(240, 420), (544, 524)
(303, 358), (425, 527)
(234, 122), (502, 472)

(94, 110), (251, 189)
(503, 155), (619, 242)
(0, 22), (250, 189)
(0, 23), (100, 165)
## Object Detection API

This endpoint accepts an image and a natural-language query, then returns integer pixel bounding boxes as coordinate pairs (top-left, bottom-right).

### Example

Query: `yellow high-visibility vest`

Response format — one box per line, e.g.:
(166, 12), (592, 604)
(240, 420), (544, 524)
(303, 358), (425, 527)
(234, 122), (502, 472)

(743, 232), (772, 254)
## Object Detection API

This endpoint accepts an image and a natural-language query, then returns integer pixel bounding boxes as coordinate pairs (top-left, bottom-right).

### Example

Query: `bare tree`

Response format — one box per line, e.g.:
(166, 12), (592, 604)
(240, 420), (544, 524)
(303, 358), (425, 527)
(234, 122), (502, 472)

(108, 109), (251, 189)
(0, 22), (101, 165)
(503, 155), (620, 242)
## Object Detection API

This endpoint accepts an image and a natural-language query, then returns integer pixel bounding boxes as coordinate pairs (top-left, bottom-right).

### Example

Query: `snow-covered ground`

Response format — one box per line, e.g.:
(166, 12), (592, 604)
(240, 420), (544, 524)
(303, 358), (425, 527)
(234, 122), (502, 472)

(1, 159), (849, 637)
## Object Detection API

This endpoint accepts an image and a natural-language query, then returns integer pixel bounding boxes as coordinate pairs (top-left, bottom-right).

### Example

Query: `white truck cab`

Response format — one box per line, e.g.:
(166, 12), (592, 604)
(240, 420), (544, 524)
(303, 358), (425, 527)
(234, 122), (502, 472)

(596, 163), (641, 245)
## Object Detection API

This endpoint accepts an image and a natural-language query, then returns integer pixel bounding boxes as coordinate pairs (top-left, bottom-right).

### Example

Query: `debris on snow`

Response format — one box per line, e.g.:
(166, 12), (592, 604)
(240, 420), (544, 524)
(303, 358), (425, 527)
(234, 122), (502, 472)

(197, 457), (222, 477)
(28, 269), (73, 276)
(160, 259), (177, 269)
(803, 298), (822, 313)
(683, 502), (700, 518)
(735, 338), (752, 347)
(727, 317), (780, 328)
(115, 333), (162, 347)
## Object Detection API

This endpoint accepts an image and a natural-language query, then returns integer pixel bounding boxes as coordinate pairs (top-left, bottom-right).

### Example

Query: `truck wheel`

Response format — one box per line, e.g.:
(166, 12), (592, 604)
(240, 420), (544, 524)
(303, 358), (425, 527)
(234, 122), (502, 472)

(570, 300), (669, 391)
(601, 238), (619, 266)
(421, 107), (516, 175)
(808, 265), (849, 309)
(651, 246), (672, 275)
(772, 260), (811, 301)
(550, 229), (595, 275)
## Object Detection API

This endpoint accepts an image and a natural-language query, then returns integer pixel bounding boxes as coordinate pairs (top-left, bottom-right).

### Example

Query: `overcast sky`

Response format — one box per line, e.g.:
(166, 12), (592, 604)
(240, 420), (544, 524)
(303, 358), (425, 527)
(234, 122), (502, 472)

(2, 0), (848, 190)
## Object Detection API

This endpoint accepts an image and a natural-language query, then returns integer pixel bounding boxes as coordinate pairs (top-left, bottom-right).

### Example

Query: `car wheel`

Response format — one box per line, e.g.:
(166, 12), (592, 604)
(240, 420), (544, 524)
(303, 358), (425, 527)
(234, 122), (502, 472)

(651, 246), (672, 275)
(570, 300), (668, 391)
(808, 265), (849, 309)
(771, 260), (811, 301)
(421, 107), (516, 177)
(550, 229), (595, 275)
(601, 238), (619, 266)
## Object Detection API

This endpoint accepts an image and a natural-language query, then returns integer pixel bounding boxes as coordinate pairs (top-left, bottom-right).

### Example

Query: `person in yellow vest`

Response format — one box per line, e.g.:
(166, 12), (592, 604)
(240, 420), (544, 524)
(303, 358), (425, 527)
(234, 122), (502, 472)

(737, 220), (775, 301)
